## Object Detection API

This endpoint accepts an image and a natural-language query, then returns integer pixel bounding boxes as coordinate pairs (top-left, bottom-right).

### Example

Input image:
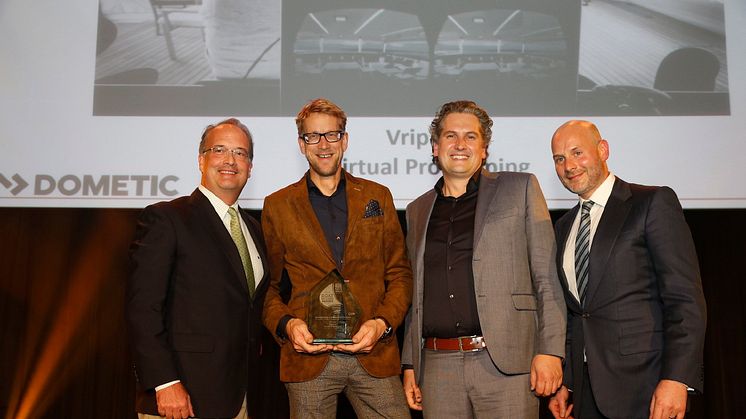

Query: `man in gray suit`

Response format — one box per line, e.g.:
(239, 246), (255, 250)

(401, 100), (566, 418)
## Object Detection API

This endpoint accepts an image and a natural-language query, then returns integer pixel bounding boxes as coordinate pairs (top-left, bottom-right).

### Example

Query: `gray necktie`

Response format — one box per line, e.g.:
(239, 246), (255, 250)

(575, 200), (594, 306)
(228, 207), (255, 298)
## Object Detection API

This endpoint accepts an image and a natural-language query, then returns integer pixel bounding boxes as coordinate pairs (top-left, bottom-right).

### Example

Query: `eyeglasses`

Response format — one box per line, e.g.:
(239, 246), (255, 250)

(202, 145), (251, 161)
(300, 130), (345, 145)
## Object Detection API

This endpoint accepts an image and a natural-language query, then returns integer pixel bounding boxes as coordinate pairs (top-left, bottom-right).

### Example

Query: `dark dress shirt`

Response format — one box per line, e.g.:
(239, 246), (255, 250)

(422, 175), (483, 338)
(307, 174), (348, 270)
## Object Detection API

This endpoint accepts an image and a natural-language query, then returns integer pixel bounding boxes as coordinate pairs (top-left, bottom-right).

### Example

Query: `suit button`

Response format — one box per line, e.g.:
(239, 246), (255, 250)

(582, 312), (590, 319)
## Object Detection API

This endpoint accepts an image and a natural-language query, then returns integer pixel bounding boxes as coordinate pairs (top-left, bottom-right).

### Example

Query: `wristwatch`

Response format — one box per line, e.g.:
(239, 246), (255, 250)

(375, 316), (393, 340)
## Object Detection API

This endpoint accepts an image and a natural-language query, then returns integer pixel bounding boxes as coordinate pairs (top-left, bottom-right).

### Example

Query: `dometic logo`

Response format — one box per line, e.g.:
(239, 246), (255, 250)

(0, 173), (179, 197)
(0, 173), (29, 195)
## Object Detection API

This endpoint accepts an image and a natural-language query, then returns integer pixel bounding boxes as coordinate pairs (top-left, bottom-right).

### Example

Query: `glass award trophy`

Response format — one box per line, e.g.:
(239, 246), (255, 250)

(307, 269), (362, 344)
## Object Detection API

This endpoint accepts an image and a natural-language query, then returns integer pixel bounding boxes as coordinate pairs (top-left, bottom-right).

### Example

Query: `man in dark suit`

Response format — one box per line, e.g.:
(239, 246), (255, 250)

(128, 118), (283, 419)
(401, 100), (566, 418)
(262, 98), (412, 418)
(548, 120), (707, 419)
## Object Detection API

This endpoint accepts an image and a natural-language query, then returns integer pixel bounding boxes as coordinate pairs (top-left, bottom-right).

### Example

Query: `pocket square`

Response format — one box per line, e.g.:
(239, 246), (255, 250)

(363, 199), (383, 218)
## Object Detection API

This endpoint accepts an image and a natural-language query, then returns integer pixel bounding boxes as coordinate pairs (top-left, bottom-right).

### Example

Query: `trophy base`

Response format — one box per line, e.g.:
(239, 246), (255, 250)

(312, 338), (354, 344)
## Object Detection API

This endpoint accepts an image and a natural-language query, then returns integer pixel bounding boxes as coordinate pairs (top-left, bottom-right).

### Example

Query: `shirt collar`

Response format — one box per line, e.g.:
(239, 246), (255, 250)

(434, 171), (481, 198)
(198, 184), (238, 218)
(306, 171), (347, 198)
(580, 172), (615, 208)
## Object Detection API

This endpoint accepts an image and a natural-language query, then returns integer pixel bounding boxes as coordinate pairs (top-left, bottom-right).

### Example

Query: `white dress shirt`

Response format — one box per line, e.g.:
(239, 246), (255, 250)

(561, 173), (615, 304)
(199, 184), (264, 285)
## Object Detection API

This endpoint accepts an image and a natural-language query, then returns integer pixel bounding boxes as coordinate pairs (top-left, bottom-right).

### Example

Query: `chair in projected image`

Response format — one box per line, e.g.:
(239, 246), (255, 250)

(149, 0), (204, 60)
(96, 8), (158, 84)
(653, 46), (727, 115)
(654, 47), (720, 92)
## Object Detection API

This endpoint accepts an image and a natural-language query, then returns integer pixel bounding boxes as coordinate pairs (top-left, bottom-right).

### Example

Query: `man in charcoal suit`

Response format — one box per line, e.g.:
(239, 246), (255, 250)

(128, 118), (284, 419)
(548, 120), (706, 419)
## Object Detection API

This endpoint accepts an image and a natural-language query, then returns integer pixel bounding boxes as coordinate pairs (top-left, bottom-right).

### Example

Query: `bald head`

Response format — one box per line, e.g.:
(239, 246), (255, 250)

(551, 120), (610, 199)
(552, 120), (602, 146)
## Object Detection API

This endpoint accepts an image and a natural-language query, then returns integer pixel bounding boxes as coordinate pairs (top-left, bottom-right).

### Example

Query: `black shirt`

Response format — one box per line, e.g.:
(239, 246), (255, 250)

(307, 174), (348, 271)
(422, 175), (483, 338)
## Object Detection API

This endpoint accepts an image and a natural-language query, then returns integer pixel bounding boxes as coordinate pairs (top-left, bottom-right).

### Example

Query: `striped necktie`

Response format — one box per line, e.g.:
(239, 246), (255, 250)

(228, 207), (255, 298)
(574, 200), (594, 306)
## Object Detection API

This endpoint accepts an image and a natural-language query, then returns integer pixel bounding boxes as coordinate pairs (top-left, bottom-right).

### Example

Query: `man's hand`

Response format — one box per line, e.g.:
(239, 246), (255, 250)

(156, 382), (195, 419)
(548, 385), (574, 419)
(402, 369), (423, 411)
(286, 318), (333, 353)
(530, 354), (563, 396)
(649, 379), (688, 419)
(333, 318), (386, 353)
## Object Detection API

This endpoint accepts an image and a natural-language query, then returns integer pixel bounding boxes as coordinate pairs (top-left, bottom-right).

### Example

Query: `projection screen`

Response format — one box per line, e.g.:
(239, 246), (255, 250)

(1, 0), (744, 209)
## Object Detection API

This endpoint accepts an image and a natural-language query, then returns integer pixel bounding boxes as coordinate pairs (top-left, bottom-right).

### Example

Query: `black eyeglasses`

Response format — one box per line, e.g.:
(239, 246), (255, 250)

(300, 130), (345, 145)
(202, 145), (251, 161)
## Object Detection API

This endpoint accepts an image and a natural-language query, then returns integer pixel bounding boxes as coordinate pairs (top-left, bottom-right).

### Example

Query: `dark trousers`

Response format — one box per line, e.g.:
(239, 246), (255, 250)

(578, 364), (607, 419)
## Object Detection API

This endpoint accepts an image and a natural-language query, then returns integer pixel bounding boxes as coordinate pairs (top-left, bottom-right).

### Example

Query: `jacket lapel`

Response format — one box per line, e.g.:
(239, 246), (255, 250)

(289, 174), (336, 265)
(240, 210), (269, 300)
(586, 178), (632, 308)
(556, 205), (582, 311)
(190, 189), (249, 294)
(411, 191), (436, 302)
(344, 172), (365, 248)
(473, 170), (499, 248)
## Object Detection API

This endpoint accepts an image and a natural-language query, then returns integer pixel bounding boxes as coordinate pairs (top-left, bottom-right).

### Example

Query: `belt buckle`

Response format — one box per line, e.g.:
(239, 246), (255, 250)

(459, 335), (482, 352)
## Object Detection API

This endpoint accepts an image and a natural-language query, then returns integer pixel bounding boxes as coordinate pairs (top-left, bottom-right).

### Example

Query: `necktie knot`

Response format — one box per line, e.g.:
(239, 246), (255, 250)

(581, 200), (594, 215)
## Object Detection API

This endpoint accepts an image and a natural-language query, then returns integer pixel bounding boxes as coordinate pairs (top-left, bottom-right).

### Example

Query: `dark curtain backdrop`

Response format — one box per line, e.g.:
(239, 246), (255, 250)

(1, 207), (743, 418)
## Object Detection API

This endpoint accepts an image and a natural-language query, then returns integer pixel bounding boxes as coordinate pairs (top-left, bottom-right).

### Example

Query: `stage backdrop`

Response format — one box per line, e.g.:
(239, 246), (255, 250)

(1, 0), (744, 209)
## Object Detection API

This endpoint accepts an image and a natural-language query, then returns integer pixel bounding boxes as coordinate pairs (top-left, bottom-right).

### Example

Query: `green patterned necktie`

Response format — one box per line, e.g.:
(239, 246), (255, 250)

(228, 207), (255, 298)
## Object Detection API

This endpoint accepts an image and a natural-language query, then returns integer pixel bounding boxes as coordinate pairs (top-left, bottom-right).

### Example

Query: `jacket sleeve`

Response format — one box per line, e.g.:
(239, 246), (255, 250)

(525, 174), (567, 358)
(400, 205), (416, 367)
(646, 187), (707, 392)
(371, 189), (413, 330)
(126, 205), (180, 390)
(260, 196), (294, 344)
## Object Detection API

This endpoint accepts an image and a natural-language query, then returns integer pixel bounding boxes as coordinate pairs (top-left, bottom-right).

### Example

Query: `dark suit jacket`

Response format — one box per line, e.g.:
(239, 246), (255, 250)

(127, 188), (280, 418)
(402, 171), (566, 379)
(262, 171), (413, 383)
(554, 178), (707, 419)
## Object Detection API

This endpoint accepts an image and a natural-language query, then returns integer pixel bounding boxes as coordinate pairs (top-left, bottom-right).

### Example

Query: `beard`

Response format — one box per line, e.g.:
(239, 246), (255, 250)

(562, 166), (605, 197)
(308, 154), (342, 177)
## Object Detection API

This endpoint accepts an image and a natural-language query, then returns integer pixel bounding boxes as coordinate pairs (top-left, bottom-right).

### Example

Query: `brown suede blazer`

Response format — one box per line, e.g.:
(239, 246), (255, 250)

(262, 171), (413, 382)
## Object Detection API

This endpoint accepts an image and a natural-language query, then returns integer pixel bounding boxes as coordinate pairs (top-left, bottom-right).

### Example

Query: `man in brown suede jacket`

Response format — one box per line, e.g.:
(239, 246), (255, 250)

(262, 98), (413, 419)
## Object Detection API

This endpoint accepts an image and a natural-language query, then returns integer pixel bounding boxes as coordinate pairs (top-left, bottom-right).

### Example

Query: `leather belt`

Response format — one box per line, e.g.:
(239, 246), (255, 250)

(424, 336), (486, 352)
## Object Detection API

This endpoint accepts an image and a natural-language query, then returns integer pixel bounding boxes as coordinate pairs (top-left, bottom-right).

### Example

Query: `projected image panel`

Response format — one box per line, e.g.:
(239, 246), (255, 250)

(280, 0), (581, 116)
(90, 0), (730, 117)
(430, 7), (576, 116)
(293, 9), (429, 81)
(575, 0), (729, 116)
(282, 2), (433, 116)
(92, 0), (281, 116)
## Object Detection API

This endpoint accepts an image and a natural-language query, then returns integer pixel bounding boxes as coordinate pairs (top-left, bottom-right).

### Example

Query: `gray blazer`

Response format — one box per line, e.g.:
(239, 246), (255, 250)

(401, 170), (566, 380)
